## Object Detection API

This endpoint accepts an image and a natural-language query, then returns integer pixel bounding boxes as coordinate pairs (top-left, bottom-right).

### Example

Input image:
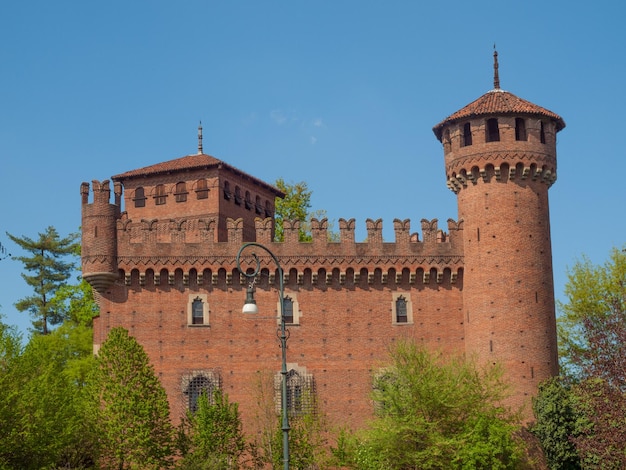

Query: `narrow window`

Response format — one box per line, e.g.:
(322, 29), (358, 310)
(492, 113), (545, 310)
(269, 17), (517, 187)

(395, 296), (408, 323)
(515, 118), (527, 141)
(245, 191), (252, 209)
(223, 181), (231, 200)
(282, 297), (294, 324)
(255, 195), (262, 214)
(234, 186), (242, 205)
(155, 184), (166, 205)
(134, 187), (146, 208)
(192, 297), (204, 325)
(486, 118), (500, 142)
(175, 182), (187, 203)
(462, 122), (472, 147)
(196, 179), (208, 199)
(540, 121), (546, 144)
(264, 200), (272, 218)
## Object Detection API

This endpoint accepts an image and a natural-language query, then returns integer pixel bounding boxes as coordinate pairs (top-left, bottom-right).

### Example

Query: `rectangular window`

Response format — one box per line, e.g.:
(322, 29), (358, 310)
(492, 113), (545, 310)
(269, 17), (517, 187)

(282, 297), (294, 324)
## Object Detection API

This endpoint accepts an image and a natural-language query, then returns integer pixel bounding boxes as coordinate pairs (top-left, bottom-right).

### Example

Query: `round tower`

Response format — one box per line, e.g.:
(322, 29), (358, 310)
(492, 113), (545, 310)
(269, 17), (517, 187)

(432, 51), (565, 417)
(81, 179), (120, 293)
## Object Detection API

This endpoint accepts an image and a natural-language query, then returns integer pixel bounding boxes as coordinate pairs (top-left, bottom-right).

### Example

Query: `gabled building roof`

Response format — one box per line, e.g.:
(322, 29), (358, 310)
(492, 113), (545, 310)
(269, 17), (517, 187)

(112, 153), (284, 197)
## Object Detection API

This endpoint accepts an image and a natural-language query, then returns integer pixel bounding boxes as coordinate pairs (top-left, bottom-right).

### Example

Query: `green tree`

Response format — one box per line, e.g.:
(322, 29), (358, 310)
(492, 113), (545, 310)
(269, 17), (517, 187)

(7, 226), (79, 334)
(0, 321), (96, 469)
(177, 389), (246, 469)
(531, 377), (581, 470)
(89, 327), (175, 469)
(554, 246), (626, 468)
(351, 340), (524, 469)
(274, 178), (339, 242)
(274, 178), (313, 242)
(557, 246), (626, 381)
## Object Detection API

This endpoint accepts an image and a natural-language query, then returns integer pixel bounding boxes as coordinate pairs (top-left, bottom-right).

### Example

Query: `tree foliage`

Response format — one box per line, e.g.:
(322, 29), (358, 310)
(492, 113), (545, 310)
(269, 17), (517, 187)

(274, 178), (313, 242)
(531, 377), (581, 470)
(0, 320), (96, 469)
(89, 327), (175, 469)
(557, 247), (626, 382)
(350, 340), (524, 469)
(536, 246), (626, 468)
(177, 389), (246, 470)
(7, 226), (79, 334)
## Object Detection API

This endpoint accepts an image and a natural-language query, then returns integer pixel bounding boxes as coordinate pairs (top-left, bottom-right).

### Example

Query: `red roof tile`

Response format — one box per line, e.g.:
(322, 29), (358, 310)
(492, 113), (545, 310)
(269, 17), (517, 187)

(112, 153), (284, 196)
(433, 89), (566, 140)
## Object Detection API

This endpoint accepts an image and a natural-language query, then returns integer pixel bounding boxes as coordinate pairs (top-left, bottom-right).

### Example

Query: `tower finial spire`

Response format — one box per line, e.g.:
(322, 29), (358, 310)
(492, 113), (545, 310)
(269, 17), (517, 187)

(197, 121), (203, 155)
(493, 45), (500, 90)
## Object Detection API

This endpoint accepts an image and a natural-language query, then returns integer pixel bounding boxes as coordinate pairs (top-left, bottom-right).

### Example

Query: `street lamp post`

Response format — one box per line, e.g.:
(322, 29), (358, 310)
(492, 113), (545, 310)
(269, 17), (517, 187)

(236, 242), (290, 470)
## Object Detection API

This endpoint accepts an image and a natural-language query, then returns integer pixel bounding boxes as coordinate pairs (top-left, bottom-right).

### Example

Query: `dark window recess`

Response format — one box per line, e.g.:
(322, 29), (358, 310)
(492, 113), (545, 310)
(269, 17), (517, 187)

(462, 123), (473, 147)
(396, 296), (408, 323)
(255, 196), (262, 214)
(155, 184), (166, 205)
(175, 182), (188, 203)
(134, 187), (146, 208)
(245, 191), (252, 210)
(540, 121), (546, 144)
(223, 181), (232, 200)
(234, 187), (242, 205)
(192, 298), (204, 325)
(264, 201), (272, 217)
(185, 375), (216, 413)
(284, 370), (315, 417)
(196, 179), (209, 199)
(515, 118), (527, 141)
(486, 118), (500, 142)
(283, 297), (294, 324)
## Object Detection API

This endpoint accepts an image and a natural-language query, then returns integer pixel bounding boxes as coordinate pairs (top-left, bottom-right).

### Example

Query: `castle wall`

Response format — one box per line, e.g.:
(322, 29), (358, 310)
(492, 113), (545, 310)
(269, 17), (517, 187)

(86, 202), (466, 431)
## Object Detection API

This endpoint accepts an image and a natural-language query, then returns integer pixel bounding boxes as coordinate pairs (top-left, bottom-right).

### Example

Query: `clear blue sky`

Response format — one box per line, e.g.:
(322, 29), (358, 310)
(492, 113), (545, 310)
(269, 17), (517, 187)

(1, 1), (624, 335)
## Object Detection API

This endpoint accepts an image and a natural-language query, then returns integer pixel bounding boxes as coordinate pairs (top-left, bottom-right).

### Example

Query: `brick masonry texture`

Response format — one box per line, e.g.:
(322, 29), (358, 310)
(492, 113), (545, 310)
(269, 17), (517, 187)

(82, 84), (564, 430)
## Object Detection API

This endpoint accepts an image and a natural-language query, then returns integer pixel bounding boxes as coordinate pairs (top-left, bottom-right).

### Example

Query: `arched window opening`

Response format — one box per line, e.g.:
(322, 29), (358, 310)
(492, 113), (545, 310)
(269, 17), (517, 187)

(255, 195), (262, 214)
(396, 296), (408, 323)
(196, 179), (209, 200)
(265, 200), (272, 218)
(245, 191), (252, 209)
(192, 297), (204, 325)
(282, 297), (294, 324)
(461, 122), (472, 147)
(134, 187), (146, 208)
(223, 181), (232, 200)
(515, 118), (527, 141)
(154, 184), (166, 205)
(234, 186), (242, 205)
(486, 118), (500, 142)
(175, 182), (188, 203)
(184, 374), (219, 413)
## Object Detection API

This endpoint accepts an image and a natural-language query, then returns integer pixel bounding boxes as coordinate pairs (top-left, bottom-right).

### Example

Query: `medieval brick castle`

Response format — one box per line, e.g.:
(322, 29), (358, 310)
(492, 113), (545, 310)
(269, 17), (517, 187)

(81, 52), (564, 428)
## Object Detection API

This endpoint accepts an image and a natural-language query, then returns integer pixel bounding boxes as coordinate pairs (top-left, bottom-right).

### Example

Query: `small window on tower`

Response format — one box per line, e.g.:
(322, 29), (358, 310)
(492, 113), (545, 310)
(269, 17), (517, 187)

(245, 191), (252, 210)
(154, 184), (166, 205)
(188, 294), (209, 326)
(134, 187), (146, 208)
(223, 181), (232, 200)
(461, 122), (472, 147)
(486, 118), (500, 142)
(255, 195), (262, 214)
(234, 186), (242, 205)
(515, 118), (527, 141)
(175, 182), (188, 203)
(540, 121), (546, 144)
(196, 179), (209, 199)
